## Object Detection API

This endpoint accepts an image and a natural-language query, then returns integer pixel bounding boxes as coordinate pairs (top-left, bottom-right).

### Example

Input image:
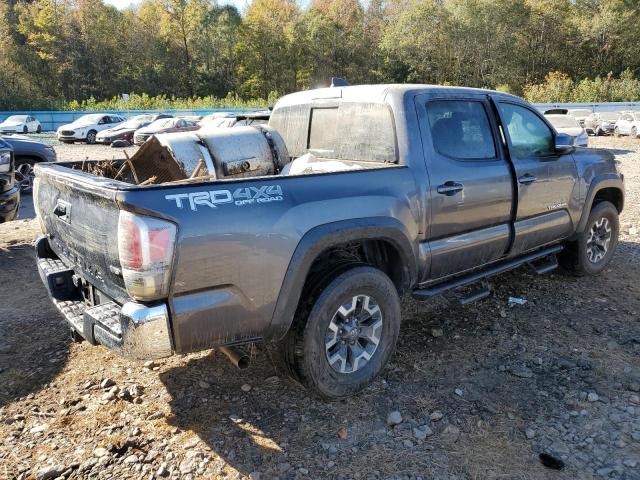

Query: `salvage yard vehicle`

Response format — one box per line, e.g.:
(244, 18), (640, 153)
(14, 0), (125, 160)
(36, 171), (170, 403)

(133, 117), (200, 145)
(584, 111), (621, 136)
(34, 85), (624, 399)
(96, 114), (173, 145)
(614, 112), (640, 138)
(544, 114), (589, 147)
(0, 115), (42, 133)
(567, 108), (593, 127)
(2, 135), (57, 193)
(57, 114), (126, 144)
(200, 111), (271, 129)
(0, 138), (20, 222)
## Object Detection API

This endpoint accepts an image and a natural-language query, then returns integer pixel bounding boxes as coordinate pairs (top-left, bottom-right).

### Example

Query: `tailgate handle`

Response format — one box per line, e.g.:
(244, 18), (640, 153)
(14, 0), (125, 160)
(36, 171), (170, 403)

(54, 199), (71, 224)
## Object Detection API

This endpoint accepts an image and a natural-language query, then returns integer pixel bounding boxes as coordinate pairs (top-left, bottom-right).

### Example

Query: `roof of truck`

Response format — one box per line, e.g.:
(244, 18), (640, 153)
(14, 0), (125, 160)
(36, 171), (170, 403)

(274, 84), (522, 107)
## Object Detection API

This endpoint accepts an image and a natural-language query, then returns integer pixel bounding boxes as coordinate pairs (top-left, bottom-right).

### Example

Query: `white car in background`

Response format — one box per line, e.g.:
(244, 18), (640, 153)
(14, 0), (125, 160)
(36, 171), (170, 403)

(566, 108), (593, 127)
(0, 115), (42, 133)
(545, 114), (589, 147)
(614, 112), (640, 138)
(56, 114), (126, 144)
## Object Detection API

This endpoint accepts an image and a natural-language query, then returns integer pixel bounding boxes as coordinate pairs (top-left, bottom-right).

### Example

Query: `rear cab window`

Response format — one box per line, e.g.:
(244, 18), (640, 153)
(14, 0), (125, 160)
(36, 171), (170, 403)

(270, 101), (398, 163)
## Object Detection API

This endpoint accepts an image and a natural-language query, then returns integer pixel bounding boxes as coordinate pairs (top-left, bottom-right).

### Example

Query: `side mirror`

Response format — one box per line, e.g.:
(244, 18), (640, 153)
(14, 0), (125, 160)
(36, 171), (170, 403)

(555, 133), (575, 155)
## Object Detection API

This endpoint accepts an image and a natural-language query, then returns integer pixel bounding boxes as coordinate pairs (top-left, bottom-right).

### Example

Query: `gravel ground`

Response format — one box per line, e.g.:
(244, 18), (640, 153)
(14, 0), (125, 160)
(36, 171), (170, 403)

(0, 136), (639, 479)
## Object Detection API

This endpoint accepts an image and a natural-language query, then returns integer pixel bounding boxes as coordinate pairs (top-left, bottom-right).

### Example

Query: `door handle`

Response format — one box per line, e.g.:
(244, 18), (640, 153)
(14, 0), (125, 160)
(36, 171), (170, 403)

(436, 181), (464, 195)
(518, 174), (537, 185)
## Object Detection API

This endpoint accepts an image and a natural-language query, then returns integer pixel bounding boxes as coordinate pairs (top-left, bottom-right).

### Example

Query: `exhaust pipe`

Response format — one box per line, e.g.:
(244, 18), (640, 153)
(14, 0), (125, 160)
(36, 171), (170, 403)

(219, 346), (250, 370)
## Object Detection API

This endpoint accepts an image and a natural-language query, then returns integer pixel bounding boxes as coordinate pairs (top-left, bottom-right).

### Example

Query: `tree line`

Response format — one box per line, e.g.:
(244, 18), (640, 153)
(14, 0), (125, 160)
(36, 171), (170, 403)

(1, 0), (639, 110)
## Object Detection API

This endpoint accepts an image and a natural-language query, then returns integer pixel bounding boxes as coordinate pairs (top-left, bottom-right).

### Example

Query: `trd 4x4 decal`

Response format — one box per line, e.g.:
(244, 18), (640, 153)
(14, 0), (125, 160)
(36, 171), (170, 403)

(166, 185), (283, 211)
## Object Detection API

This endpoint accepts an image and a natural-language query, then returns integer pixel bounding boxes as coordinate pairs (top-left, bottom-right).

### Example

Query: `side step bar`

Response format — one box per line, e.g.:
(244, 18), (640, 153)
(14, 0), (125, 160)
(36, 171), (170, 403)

(412, 245), (563, 301)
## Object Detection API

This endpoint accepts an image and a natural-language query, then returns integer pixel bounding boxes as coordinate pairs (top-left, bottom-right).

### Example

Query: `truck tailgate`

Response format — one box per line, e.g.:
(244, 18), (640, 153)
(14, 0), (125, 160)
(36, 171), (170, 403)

(35, 164), (127, 303)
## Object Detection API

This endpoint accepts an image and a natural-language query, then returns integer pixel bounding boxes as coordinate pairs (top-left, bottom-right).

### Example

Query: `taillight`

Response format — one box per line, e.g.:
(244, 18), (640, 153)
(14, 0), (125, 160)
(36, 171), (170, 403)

(117, 211), (177, 300)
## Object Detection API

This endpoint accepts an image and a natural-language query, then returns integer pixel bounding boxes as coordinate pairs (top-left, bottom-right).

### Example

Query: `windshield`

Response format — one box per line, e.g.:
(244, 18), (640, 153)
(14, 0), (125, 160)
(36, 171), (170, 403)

(130, 114), (154, 122)
(600, 112), (620, 121)
(75, 114), (104, 124)
(6, 115), (28, 122)
(118, 119), (144, 129)
(546, 115), (579, 128)
(148, 118), (177, 129)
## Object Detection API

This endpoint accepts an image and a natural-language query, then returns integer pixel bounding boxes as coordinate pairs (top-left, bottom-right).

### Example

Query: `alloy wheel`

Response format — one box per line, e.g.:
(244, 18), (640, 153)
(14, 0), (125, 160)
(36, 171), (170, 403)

(325, 294), (383, 374)
(586, 217), (612, 264)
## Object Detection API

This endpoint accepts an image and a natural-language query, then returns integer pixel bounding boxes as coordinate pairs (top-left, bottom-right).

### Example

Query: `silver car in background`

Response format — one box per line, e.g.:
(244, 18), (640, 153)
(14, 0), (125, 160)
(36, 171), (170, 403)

(545, 114), (589, 147)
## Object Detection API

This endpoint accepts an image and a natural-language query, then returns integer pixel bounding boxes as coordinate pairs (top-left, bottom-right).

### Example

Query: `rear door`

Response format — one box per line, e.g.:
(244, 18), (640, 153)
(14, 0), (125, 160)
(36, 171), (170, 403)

(493, 100), (578, 255)
(415, 94), (513, 280)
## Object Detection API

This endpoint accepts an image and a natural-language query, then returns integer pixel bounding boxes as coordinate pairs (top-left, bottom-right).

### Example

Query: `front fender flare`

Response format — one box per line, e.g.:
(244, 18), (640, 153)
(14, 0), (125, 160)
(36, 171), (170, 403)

(264, 217), (417, 341)
(575, 175), (624, 233)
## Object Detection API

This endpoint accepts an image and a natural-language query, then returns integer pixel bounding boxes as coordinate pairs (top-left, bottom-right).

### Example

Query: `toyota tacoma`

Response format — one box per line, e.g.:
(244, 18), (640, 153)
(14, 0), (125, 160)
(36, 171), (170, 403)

(34, 85), (624, 399)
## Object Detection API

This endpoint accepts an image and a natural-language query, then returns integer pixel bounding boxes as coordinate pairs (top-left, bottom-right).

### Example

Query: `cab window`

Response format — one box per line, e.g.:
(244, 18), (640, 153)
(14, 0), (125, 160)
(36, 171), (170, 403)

(426, 100), (496, 160)
(497, 103), (554, 157)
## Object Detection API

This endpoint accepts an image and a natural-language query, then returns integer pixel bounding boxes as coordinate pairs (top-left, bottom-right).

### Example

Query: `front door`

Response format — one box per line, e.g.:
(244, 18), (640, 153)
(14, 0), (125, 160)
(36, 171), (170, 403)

(493, 100), (578, 254)
(415, 94), (513, 280)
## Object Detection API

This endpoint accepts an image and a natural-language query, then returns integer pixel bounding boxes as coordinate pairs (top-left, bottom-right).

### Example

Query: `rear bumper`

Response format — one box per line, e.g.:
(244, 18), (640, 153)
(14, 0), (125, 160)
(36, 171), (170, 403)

(35, 237), (173, 359)
(0, 184), (20, 222)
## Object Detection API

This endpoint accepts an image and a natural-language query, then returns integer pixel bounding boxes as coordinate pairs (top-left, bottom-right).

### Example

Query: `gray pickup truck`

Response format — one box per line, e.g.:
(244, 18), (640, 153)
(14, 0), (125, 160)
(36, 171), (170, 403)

(34, 85), (624, 399)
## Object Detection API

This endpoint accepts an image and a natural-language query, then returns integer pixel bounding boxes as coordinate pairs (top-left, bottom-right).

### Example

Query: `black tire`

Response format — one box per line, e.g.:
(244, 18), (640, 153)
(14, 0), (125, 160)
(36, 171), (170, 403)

(560, 201), (619, 276)
(86, 130), (97, 144)
(36, 125), (42, 133)
(595, 127), (603, 136)
(22, 126), (27, 134)
(273, 266), (401, 399)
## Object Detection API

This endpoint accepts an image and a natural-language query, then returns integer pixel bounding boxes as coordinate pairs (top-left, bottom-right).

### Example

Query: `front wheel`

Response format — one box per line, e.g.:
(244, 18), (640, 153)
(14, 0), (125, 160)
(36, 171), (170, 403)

(273, 266), (401, 399)
(36, 125), (42, 133)
(86, 130), (97, 144)
(560, 201), (619, 276)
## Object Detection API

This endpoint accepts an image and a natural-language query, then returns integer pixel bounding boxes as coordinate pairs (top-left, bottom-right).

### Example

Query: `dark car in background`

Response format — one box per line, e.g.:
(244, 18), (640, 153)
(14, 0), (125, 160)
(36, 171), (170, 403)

(96, 114), (173, 146)
(584, 112), (621, 136)
(0, 138), (20, 222)
(133, 117), (200, 145)
(2, 135), (57, 192)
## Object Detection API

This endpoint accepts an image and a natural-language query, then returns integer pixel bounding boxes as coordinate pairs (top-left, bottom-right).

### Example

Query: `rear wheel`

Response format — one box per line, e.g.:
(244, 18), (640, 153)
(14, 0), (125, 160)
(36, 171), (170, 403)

(22, 126), (27, 134)
(595, 127), (603, 136)
(36, 125), (42, 133)
(272, 266), (401, 399)
(560, 201), (619, 276)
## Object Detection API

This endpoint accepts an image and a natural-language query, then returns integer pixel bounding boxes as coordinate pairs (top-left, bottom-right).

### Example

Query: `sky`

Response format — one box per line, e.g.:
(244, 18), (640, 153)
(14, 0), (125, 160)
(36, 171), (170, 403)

(104, 0), (249, 12)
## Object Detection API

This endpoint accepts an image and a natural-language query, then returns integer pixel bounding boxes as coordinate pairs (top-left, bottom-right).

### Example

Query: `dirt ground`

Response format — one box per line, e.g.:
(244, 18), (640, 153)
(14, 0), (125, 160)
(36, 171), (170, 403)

(0, 137), (639, 480)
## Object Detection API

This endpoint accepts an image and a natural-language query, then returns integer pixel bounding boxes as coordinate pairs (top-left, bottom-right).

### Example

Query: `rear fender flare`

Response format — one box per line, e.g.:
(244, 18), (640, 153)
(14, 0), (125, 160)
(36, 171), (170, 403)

(265, 217), (417, 341)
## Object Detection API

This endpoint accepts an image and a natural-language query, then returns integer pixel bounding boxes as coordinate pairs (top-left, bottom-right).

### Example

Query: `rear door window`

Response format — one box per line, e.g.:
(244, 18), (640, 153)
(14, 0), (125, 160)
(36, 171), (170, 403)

(426, 100), (496, 160)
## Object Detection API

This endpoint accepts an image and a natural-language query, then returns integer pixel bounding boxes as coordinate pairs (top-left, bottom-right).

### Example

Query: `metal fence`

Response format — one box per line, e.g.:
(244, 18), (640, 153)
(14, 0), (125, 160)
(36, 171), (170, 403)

(0, 108), (254, 132)
(532, 102), (640, 114)
(2, 101), (640, 132)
